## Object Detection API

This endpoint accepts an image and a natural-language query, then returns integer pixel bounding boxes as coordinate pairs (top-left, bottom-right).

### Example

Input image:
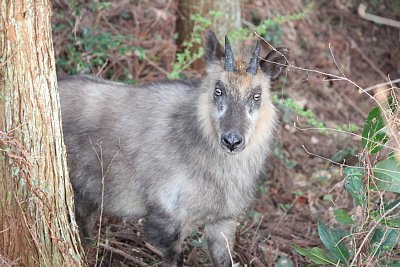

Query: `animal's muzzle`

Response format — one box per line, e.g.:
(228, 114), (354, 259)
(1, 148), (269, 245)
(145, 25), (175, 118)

(221, 132), (244, 153)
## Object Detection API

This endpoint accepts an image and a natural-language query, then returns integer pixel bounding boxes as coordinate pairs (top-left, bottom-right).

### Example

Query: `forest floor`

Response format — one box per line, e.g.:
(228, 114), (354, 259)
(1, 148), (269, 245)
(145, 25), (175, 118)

(52, 0), (400, 266)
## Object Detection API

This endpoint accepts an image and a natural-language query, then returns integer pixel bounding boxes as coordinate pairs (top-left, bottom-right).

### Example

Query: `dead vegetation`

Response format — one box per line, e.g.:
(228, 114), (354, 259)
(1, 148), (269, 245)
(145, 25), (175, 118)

(51, 0), (400, 266)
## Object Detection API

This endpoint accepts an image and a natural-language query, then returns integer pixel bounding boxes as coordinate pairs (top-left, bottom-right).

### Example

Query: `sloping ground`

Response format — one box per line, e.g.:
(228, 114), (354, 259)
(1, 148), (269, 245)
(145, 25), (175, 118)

(52, 0), (399, 266)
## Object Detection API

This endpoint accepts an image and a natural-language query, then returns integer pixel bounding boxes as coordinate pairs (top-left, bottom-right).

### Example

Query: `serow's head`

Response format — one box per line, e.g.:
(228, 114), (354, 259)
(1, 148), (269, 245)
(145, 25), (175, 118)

(202, 31), (288, 154)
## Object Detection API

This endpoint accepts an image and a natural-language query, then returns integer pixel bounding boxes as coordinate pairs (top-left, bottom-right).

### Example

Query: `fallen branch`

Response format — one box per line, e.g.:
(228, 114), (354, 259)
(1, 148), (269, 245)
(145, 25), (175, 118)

(358, 3), (400, 29)
(98, 242), (150, 267)
(363, 78), (400, 92)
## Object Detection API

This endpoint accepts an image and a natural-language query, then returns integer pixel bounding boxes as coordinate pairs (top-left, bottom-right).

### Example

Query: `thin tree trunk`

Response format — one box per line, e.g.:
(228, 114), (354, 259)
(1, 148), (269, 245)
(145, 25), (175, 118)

(0, 0), (85, 266)
(176, 0), (241, 70)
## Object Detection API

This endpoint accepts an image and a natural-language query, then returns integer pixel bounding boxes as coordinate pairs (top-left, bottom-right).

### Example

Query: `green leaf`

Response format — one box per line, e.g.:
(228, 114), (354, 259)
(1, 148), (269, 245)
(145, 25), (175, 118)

(247, 210), (261, 220)
(372, 158), (400, 193)
(317, 222), (350, 264)
(385, 219), (400, 227)
(286, 160), (297, 169)
(381, 260), (400, 267)
(344, 166), (366, 207)
(275, 256), (294, 267)
(384, 198), (400, 211)
(334, 209), (355, 225)
(382, 231), (399, 251)
(294, 246), (337, 265)
(330, 149), (351, 163)
(361, 106), (389, 153)
(382, 199), (400, 227)
(370, 228), (400, 257)
(370, 205), (400, 227)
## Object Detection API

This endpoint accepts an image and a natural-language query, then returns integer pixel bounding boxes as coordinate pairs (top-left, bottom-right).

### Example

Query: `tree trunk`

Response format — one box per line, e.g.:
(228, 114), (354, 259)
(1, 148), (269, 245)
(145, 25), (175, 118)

(176, 0), (241, 70)
(0, 0), (85, 266)
(177, 0), (241, 45)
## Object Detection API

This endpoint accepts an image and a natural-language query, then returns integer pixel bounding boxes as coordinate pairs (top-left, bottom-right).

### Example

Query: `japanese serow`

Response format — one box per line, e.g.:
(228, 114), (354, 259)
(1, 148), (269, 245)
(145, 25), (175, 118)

(59, 31), (288, 267)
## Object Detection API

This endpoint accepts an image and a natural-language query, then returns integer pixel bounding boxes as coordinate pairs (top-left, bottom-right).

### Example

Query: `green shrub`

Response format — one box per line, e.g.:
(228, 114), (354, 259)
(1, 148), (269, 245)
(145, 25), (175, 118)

(294, 96), (400, 266)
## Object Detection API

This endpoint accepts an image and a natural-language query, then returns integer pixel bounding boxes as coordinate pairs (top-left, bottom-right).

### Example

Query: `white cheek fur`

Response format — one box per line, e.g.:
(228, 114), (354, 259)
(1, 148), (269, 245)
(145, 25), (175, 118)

(215, 105), (226, 119)
(244, 106), (259, 141)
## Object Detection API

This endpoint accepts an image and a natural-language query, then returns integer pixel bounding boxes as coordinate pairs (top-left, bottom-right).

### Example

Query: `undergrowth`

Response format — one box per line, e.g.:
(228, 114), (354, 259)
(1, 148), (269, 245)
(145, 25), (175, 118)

(295, 90), (400, 266)
(168, 10), (222, 79)
(169, 3), (312, 79)
(53, 1), (312, 82)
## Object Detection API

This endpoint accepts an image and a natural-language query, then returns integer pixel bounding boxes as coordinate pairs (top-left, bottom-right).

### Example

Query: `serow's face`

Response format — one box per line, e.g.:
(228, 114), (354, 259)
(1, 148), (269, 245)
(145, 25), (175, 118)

(203, 31), (289, 155)
(212, 80), (262, 154)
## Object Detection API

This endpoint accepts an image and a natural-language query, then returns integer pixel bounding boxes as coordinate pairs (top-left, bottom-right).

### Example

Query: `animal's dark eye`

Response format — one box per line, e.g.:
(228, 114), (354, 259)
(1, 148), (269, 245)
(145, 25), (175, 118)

(253, 93), (261, 101)
(215, 87), (222, 96)
(215, 81), (224, 96)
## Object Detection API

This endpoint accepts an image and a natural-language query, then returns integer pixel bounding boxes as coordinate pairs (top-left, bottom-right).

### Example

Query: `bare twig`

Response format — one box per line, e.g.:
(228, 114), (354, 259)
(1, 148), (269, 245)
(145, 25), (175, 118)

(90, 138), (121, 267)
(358, 3), (400, 29)
(350, 200), (400, 266)
(374, 85), (400, 162)
(98, 243), (150, 267)
(250, 215), (264, 252)
(329, 43), (347, 79)
(364, 78), (400, 92)
(221, 231), (234, 267)
(347, 37), (388, 81)
(144, 242), (163, 258)
(257, 31), (400, 146)
(144, 57), (169, 76)
(0, 226), (10, 234)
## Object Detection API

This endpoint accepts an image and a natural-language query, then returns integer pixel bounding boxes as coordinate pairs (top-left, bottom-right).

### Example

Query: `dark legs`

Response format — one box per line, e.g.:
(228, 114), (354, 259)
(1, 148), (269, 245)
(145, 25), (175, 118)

(144, 209), (184, 267)
(74, 192), (98, 246)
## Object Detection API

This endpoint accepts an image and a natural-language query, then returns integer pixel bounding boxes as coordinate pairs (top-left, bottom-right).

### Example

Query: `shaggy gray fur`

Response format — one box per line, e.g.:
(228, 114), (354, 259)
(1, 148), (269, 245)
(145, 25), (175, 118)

(59, 31), (288, 267)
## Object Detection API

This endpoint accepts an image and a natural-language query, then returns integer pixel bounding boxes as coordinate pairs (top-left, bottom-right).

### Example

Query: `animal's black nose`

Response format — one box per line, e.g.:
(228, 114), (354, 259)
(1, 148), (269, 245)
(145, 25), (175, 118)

(221, 132), (244, 152)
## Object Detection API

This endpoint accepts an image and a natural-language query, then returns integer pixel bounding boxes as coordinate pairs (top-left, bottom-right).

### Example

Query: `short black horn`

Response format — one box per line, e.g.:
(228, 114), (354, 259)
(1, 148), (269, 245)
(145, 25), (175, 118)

(224, 35), (236, 72)
(246, 41), (260, 75)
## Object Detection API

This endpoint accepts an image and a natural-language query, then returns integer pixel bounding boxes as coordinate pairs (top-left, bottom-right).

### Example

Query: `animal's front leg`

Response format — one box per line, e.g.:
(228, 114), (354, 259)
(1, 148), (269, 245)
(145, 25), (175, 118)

(205, 219), (237, 267)
(144, 209), (184, 267)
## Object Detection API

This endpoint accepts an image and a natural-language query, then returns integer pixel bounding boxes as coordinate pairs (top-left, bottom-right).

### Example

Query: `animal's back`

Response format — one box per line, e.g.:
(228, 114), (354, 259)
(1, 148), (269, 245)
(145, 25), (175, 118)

(59, 76), (205, 218)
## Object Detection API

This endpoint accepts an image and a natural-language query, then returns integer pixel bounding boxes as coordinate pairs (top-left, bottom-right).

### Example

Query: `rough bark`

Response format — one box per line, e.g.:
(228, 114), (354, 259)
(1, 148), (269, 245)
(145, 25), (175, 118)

(0, 0), (85, 266)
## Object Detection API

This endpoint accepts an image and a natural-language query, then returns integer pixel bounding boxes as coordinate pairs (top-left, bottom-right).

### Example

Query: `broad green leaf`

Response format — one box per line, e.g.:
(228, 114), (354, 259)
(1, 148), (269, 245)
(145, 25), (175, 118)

(370, 228), (386, 256)
(382, 199), (400, 227)
(371, 212), (400, 228)
(361, 106), (389, 154)
(381, 260), (400, 267)
(344, 167), (366, 207)
(384, 198), (400, 211)
(317, 222), (350, 263)
(382, 231), (400, 251)
(293, 246), (336, 265)
(330, 149), (350, 163)
(373, 158), (400, 193)
(334, 209), (355, 225)
(330, 147), (356, 163)
(247, 210), (261, 220)
(385, 219), (400, 227)
(275, 256), (294, 267)
(370, 228), (400, 257)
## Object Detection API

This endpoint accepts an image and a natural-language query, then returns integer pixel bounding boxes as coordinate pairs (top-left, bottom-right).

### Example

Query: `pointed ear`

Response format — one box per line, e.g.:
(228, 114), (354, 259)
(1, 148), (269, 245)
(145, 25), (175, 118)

(259, 47), (289, 80)
(204, 31), (224, 65)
